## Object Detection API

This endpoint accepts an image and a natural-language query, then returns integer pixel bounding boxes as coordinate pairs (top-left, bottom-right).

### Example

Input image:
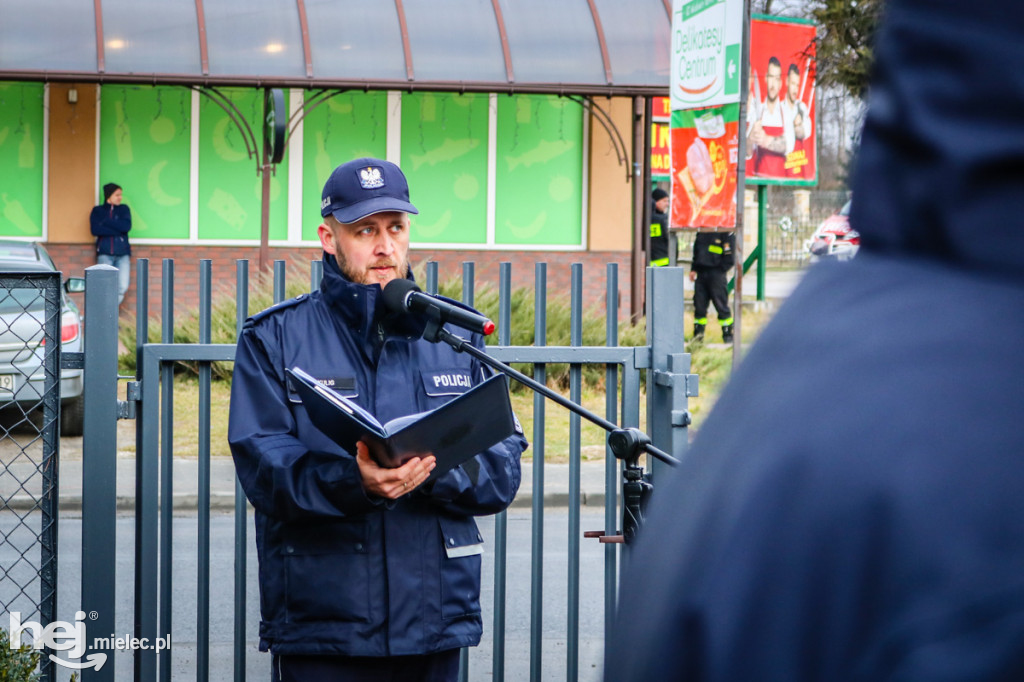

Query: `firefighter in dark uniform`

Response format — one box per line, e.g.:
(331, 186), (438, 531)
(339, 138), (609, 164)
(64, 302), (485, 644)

(228, 157), (526, 682)
(649, 188), (671, 267)
(689, 231), (735, 342)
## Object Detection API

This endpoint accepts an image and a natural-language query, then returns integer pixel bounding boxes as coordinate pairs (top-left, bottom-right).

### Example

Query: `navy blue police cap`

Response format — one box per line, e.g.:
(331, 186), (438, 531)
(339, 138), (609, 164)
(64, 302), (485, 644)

(320, 157), (419, 224)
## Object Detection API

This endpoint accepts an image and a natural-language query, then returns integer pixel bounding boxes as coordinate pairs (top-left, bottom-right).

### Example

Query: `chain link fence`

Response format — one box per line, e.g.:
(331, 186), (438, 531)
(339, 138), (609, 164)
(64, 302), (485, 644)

(761, 187), (850, 267)
(674, 187), (851, 268)
(0, 272), (62, 682)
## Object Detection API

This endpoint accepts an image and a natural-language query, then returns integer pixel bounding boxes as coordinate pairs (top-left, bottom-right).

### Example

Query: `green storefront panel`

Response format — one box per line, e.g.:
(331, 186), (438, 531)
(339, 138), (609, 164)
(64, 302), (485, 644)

(401, 92), (488, 245)
(99, 85), (191, 239)
(197, 88), (289, 241)
(495, 94), (583, 246)
(0, 82), (45, 238)
(301, 91), (387, 242)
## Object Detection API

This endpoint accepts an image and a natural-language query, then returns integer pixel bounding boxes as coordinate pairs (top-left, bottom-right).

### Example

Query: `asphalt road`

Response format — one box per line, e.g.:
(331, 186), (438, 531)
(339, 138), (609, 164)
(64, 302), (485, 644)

(6, 506), (614, 682)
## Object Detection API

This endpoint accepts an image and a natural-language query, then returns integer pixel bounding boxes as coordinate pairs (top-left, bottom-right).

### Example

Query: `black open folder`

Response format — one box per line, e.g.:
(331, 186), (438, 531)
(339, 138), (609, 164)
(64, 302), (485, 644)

(287, 366), (517, 479)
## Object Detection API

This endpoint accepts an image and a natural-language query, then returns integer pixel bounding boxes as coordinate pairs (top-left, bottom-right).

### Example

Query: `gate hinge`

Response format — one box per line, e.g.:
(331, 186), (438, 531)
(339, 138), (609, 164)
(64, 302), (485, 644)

(117, 381), (141, 420)
(671, 410), (692, 427)
(652, 370), (699, 397)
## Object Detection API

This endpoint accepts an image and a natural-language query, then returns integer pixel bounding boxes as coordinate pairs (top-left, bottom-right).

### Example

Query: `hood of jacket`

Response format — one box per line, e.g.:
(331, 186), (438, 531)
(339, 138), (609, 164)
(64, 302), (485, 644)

(850, 0), (1024, 281)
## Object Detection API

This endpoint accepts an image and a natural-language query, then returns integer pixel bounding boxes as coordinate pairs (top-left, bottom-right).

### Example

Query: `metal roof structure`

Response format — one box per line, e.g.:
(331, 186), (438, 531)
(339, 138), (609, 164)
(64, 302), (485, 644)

(0, 0), (671, 96)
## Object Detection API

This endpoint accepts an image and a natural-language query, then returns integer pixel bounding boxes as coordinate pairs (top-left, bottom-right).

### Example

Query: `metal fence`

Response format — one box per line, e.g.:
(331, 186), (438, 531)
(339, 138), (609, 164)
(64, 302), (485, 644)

(674, 187), (851, 269)
(0, 272), (63, 682)
(758, 188), (850, 266)
(78, 259), (691, 682)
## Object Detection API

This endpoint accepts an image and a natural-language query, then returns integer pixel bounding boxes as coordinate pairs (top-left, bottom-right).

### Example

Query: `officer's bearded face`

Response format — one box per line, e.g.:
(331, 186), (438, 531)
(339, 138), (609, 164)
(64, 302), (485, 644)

(320, 212), (411, 286)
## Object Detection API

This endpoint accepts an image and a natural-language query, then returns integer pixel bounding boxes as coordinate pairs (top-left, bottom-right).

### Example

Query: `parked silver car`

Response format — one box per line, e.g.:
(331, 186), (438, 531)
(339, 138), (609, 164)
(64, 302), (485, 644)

(0, 240), (85, 436)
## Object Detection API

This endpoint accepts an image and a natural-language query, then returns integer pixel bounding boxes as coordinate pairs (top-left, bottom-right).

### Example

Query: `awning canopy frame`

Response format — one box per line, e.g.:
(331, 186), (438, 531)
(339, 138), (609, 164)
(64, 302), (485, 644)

(0, 0), (671, 98)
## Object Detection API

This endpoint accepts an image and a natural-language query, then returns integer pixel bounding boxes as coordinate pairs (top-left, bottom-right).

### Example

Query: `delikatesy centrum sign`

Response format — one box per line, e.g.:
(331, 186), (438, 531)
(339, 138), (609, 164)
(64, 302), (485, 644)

(671, 0), (743, 110)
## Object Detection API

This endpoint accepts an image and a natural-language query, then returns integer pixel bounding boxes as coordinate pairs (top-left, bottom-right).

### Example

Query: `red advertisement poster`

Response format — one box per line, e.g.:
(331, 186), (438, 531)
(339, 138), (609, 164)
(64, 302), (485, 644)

(745, 16), (817, 185)
(653, 96), (671, 121)
(670, 104), (739, 228)
(651, 122), (671, 180)
(652, 97), (672, 180)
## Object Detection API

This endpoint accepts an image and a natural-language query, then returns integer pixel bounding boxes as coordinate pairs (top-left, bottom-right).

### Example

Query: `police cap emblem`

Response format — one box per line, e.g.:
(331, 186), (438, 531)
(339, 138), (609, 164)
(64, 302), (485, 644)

(359, 166), (385, 189)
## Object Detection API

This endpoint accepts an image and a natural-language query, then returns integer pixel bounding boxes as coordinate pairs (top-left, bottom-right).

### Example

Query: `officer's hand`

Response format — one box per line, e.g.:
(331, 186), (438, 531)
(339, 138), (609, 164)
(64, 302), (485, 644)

(688, 270), (697, 282)
(356, 441), (437, 500)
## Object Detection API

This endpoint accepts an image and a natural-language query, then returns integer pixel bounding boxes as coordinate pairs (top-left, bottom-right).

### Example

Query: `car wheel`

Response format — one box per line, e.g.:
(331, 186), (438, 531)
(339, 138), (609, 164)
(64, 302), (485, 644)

(61, 395), (85, 437)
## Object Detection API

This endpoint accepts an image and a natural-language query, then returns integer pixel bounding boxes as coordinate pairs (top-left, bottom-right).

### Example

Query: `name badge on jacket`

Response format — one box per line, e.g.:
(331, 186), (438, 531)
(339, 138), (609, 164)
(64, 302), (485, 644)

(421, 370), (473, 397)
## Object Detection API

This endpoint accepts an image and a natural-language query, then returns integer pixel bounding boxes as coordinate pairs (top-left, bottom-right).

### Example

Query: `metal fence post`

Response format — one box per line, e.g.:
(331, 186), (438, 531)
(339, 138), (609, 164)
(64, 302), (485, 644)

(136, 259), (159, 682)
(645, 266), (687, 479)
(529, 262), (547, 682)
(38, 273), (60, 682)
(603, 263), (619, 643)
(158, 260), (175, 682)
(233, 260), (249, 682)
(492, 262), (510, 682)
(567, 264), (583, 682)
(80, 264), (120, 682)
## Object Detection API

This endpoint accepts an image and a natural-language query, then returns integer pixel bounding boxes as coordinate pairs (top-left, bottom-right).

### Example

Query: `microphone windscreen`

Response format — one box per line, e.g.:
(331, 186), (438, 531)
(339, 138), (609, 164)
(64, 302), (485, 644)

(382, 278), (420, 314)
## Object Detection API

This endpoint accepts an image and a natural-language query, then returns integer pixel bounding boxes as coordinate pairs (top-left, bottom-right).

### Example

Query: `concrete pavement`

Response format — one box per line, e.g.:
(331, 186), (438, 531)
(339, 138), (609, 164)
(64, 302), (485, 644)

(683, 267), (806, 303)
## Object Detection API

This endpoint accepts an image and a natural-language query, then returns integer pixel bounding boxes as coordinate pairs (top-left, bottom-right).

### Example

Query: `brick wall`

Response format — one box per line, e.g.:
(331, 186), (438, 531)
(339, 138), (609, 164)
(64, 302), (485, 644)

(47, 243), (635, 322)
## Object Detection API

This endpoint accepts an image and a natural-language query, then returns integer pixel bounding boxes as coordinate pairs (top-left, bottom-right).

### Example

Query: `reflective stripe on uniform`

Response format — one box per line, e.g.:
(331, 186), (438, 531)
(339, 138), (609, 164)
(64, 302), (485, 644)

(720, 317), (734, 325)
(650, 223), (663, 238)
(695, 317), (708, 325)
(650, 257), (670, 267)
(707, 245), (723, 254)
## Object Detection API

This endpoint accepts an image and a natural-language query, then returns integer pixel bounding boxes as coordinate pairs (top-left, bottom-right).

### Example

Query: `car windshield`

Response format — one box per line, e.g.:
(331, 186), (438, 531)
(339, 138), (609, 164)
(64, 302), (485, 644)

(840, 200), (852, 216)
(0, 287), (46, 314)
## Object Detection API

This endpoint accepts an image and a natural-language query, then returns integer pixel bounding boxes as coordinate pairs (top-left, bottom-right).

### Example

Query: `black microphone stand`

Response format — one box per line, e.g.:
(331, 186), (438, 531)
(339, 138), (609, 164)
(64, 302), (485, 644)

(420, 310), (679, 544)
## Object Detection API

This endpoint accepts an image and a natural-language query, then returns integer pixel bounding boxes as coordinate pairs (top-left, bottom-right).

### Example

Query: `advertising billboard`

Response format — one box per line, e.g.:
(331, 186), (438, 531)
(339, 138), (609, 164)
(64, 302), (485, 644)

(652, 123), (671, 181)
(652, 98), (671, 181)
(670, 104), (740, 229)
(745, 16), (817, 185)
(670, 0), (743, 228)
(670, 0), (744, 110)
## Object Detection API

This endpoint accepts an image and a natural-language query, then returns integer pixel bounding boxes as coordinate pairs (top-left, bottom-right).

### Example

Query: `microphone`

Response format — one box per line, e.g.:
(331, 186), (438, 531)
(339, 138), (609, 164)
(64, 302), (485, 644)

(382, 279), (495, 336)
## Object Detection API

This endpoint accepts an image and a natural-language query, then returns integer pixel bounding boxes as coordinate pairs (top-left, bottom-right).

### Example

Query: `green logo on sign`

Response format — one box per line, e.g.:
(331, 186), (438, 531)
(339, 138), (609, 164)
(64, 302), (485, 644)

(681, 0), (722, 21)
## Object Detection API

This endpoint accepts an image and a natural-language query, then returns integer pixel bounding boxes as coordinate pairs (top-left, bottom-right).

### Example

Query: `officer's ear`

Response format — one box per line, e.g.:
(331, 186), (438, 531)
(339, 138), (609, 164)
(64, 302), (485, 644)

(318, 222), (338, 255)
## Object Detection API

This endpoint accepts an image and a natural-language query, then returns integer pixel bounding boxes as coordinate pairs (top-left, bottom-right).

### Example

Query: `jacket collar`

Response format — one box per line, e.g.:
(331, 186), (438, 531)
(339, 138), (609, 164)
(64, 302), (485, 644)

(319, 252), (425, 339)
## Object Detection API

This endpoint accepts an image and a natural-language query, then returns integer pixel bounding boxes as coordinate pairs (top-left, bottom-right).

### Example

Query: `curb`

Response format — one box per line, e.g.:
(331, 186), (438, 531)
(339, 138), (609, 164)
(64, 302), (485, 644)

(5, 491), (609, 513)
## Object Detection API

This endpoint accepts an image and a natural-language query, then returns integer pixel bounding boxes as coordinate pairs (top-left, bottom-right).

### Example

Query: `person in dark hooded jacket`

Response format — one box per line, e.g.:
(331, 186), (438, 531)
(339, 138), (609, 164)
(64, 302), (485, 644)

(89, 182), (131, 305)
(229, 158), (526, 682)
(604, 1), (1024, 680)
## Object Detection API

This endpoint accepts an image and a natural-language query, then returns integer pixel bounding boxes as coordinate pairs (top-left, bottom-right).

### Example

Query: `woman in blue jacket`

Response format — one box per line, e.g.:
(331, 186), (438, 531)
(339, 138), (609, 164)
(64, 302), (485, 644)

(89, 182), (131, 305)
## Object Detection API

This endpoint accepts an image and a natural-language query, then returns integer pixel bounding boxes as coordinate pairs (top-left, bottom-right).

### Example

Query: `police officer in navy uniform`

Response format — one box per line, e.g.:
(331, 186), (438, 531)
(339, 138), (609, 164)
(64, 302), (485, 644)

(228, 157), (526, 682)
(689, 231), (735, 342)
